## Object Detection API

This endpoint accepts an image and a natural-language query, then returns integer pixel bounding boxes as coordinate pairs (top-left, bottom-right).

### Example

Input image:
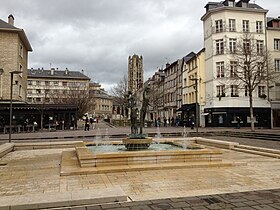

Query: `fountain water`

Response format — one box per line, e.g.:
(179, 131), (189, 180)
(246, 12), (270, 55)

(154, 126), (162, 144)
(182, 126), (189, 149)
(104, 128), (110, 141)
(94, 128), (102, 146)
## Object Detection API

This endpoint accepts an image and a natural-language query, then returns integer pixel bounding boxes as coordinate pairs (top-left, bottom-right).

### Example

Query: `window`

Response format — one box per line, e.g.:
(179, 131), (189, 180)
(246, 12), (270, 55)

(53, 81), (59, 86)
(243, 39), (250, 53)
(256, 40), (264, 55)
(62, 81), (67, 86)
(19, 44), (23, 57)
(243, 20), (249, 32)
(274, 39), (280, 51)
(275, 59), (280, 72)
(45, 89), (50, 94)
(45, 81), (50, 86)
(231, 85), (239, 97)
(27, 97), (32, 102)
(229, 38), (237, 53)
(36, 98), (41, 102)
(256, 21), (263, 33)
(216, 39), (224, 54)
(229, 19), (236, 32)
(215, 19), (223, 33)
(230, 61), (237, 77)
(216, 62), (225, 78)
(27, 80), (33, 85)
(36, 89), (41, 94)
(258, 86), (266, 98)
(36, 81), (40, 86)
(228, 0), (234, 7)
(217, 85), (225, 97)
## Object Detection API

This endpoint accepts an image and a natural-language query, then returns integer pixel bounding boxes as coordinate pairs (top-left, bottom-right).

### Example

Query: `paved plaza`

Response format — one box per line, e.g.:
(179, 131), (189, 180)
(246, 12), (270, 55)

(0, 125), (280, 209)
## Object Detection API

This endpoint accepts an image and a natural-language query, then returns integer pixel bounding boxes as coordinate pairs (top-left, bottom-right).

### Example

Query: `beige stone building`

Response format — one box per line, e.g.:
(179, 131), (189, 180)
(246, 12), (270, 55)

(0, 15), (32, 102)
(27, 68), (90, 104)
(89, 82), (113, 119)
(128, 55), (143, 94)
(267, 17), (280, 127)
(181, 49), (206, 127)
(201, 0), (271, 127)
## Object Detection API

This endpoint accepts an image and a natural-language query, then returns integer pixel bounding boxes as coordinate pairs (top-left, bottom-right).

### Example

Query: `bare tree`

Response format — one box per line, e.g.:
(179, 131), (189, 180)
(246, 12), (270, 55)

(110, 75), (129, 117)
(229, 32), (276, 131)
(50, 84), (90, 118)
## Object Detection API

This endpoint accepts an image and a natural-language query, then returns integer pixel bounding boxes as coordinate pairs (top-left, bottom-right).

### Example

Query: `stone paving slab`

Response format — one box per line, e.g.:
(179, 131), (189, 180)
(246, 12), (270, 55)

(46, 189), (280, 209)
(0, 188), (127, 210)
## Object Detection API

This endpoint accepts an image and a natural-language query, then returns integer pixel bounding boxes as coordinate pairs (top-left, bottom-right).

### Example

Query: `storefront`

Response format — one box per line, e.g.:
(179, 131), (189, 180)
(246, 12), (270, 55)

(204, 107), (271, 128)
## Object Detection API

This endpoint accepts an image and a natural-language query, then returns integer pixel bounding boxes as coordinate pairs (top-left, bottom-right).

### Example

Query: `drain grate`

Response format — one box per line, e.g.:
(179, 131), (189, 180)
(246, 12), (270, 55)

(202, 197), (222, 204)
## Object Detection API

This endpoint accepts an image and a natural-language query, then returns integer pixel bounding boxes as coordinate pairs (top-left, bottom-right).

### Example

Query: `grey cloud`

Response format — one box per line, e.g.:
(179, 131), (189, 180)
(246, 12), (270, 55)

(0, 0), (278, 90)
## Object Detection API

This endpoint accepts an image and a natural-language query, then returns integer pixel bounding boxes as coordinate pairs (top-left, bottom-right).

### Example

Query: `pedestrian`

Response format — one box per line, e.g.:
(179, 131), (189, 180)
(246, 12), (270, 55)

(237, 116), (241, 129)
(84, 117), (90, 131)
(171, 117), (175, 126)
(163, 117), (167, 127)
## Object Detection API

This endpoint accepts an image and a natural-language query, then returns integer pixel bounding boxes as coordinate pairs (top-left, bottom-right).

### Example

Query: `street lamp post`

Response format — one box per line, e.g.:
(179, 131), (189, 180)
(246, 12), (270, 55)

(190, 78), (199, 133)
(9, 70), (22, 143)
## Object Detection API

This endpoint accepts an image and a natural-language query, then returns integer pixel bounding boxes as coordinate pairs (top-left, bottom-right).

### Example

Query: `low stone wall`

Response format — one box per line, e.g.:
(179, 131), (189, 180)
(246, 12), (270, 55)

(75, 139), (223, 168)
(14, 141), (83, 150)
(0, 143), (14, 158)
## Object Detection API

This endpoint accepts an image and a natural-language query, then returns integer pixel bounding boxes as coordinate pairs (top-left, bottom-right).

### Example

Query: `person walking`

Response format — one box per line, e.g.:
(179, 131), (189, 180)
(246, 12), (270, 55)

(84, 117), (90, 131)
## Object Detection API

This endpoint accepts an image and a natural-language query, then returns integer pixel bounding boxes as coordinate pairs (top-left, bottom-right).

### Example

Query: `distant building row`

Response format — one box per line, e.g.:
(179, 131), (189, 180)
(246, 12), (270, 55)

(139, 0), (280, 128)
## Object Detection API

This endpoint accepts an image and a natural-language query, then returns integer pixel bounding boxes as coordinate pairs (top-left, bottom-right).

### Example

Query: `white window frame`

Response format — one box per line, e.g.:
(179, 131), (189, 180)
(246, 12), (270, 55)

(274, 39), (280, 51)
(216, 61), (225, 78)
(215, 19), (223, 33)
(275, 59), (280, 72)
(230, 85), (239, 97)
(229, 19), (236, 32)
(256, 21), (263, 33)
(229, 38), (236, 53)
(216, 39), (224, 55)
(256, 40), (264, 55)
(243, 20), (249, 32)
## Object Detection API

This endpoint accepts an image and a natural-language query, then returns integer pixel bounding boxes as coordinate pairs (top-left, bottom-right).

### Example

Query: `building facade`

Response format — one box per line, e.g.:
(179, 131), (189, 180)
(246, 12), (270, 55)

(27, 68), (90, 104)
(201, 0), (271, 128)
(128, 54), (143, 94)
(0, 15), (32, 102)
(88, 82), (113, 120)
(267, 17), (280, 127)
(180, 49), (206, 127)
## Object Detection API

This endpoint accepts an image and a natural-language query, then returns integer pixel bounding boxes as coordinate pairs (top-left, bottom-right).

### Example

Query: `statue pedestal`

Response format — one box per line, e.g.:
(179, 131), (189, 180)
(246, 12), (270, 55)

(123, 137), (153, 151)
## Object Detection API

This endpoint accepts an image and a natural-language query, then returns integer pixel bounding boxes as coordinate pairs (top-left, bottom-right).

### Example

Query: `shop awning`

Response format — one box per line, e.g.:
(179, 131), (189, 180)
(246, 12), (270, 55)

(177, 104), (196, 112)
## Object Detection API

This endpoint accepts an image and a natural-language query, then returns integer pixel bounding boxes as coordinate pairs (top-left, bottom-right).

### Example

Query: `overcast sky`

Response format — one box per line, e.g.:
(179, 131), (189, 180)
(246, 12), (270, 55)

(0, 0), (279, 91)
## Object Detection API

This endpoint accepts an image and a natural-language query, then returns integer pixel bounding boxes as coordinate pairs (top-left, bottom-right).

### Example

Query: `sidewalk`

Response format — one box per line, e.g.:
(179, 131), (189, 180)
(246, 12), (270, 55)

(51, 188), (280, 210)
(1, 122), (279, 142)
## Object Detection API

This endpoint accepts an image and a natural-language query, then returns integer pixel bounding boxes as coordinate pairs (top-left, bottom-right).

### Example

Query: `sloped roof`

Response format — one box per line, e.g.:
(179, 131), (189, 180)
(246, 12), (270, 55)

(28, 69), (91, 80)
(0, 18), (33, 51)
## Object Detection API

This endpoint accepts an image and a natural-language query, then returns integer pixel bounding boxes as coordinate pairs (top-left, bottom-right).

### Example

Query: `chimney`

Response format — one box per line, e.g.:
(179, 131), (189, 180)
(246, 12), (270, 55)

(65, 68), (69, 75)
(8, 14), (14, 26)
(51, 68), (55, 76)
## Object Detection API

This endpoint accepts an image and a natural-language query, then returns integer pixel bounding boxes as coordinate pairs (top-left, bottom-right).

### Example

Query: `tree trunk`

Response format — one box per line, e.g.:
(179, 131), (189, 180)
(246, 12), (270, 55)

(249, 93), (255, 132)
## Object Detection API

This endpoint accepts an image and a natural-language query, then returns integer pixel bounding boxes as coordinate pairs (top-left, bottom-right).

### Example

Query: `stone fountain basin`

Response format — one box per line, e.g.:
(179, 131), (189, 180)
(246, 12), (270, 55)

(75, 139), (223, 168)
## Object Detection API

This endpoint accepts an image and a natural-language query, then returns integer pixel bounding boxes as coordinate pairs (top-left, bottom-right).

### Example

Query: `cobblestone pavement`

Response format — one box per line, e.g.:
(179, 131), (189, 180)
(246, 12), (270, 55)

(50, 188), (280, 209)
(1, 125), (280, 209)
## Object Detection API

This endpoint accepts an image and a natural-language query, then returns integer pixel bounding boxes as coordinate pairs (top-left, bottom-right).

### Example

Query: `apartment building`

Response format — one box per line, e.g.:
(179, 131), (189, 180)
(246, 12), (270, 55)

(201, 0), (271, 127)
(128, 54), (143, 94)
(27, 68), (90, 104)
(267, 17), (280, 127)
(180, 49), (206, 127)
(0, 15), (32, 102)
(88, 82), (113, 119)
(162, 60), (183, 120)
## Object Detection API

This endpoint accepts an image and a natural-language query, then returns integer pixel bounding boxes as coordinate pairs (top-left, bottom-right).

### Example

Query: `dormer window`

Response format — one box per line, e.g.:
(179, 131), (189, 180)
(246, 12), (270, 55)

(228, 0), (234, 7)
(242, 2), (248, 8)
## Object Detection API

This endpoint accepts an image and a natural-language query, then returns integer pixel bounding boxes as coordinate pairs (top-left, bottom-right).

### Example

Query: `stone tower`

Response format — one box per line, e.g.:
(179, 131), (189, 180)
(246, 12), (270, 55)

(128, 54), (143, 94)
